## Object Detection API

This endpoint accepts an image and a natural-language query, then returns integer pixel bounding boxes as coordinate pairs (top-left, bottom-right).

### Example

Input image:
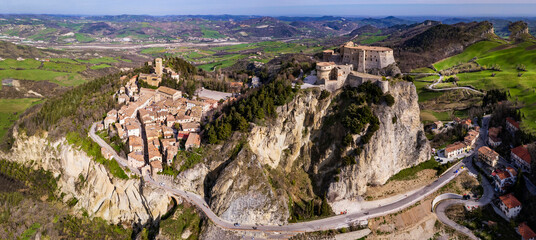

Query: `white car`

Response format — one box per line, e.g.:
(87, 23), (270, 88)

(159, 182), (165, 186)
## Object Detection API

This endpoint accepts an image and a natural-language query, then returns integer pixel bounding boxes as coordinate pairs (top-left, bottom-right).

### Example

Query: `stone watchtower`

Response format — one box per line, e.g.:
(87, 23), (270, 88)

(155, 58), (163, 76)
(322, 50), (334, 62)
(316, 62), (336, 84)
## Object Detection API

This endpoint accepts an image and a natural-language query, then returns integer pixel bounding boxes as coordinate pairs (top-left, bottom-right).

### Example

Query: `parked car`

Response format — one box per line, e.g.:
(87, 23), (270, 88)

(234, 222), (240, 227)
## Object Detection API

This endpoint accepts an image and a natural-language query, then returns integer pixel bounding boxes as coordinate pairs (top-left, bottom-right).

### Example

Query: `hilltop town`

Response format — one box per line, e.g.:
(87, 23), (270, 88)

(96, 58), (235, 176)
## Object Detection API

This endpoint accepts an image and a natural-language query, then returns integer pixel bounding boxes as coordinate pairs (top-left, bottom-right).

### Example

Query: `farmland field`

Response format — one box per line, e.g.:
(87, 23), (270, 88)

(0, 98), (42, 139)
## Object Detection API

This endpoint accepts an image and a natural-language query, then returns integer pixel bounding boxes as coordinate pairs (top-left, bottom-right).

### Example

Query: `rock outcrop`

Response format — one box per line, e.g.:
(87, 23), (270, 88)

(327, 82), (430, 200)
(3, 131), (169, 225)
(209, 149), (288, 225)
(207, 82), (429, 228)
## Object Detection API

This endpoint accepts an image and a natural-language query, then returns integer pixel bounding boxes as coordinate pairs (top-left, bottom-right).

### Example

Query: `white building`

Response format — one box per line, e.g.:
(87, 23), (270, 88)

(126, 125), (140, 137)
(499, 193), (522, 219)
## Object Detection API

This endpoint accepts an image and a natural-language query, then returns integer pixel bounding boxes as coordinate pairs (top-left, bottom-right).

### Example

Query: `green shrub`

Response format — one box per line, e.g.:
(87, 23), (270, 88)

(319, 90), (330, 100)
(384, 93), (395, 107)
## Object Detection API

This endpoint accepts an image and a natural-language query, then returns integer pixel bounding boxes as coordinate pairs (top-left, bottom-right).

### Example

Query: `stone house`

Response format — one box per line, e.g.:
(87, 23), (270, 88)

(478, 146), (499, 168)
(104, 115), (117, 129)
(127, 152), (145, 169)
(126, 125), (140, 137)
(150, 160), (163, 174)
(512, 145), (532, 173)
(185, 133), (201, 150)
(162, 125), (174, 139)
(499, 193), (522, 219)
(128, 136), (143, 153)
(181, 122), (201, 133)
(157, 86), (182, 101)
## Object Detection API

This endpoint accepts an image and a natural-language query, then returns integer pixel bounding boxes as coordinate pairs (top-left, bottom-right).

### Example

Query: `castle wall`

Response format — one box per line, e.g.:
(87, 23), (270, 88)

(339, 46), (395, 72)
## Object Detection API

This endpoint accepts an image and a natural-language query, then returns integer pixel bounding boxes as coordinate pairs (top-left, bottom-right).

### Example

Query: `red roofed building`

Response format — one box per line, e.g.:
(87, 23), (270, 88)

(512, 145), (532, 173)
(492, 167), (517, 194)
(519, 222), (536, 240)
(185, 133), (201, 150)
(506, 117), (520, 134)
(499, 193), (522, 219)
(445, 142), (468, 159)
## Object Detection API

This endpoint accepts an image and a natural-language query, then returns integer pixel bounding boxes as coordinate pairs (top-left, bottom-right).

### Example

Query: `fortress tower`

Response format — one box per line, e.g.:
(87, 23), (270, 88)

(155, 58), (163, 76)
(314, 42), (394, 93)
(337, 41), (395, 72)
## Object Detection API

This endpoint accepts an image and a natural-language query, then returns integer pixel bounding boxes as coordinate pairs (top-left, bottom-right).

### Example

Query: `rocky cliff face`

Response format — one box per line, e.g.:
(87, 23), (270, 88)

(327, 82), (430, 200)
(207, 83), (429, 227)
(2, 131), (169, 225)
(248, 82), (430, 201)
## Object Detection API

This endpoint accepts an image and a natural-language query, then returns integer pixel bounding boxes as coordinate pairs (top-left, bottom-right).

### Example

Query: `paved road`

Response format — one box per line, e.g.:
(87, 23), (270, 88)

(89, 121), (467, 234)
(426, 74), (484, 94)
(433, 116), (494, 239)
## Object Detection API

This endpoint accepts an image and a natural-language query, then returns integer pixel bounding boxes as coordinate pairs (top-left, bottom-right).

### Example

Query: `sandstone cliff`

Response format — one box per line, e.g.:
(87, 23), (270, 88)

(206, 82), (429, 227)
(2, 131), (169, 225)
(327, 82), (430, 200)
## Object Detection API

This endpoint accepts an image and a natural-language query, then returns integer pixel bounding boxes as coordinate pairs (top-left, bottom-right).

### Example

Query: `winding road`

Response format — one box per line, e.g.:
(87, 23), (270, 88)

(433, 116), (494, 239)
(88, 122), (470, 235)
(427, 74), (484, 94)
(407, 72), (484, 94)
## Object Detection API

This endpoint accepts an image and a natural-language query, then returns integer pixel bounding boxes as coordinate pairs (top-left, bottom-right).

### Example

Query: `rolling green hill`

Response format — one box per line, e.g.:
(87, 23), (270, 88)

(433, 40), (536, 132)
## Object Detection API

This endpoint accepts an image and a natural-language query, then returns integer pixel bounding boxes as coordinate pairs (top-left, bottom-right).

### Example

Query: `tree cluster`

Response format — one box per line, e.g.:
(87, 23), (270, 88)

(482, 89), (507, 108)
(204, 80), (297, 143)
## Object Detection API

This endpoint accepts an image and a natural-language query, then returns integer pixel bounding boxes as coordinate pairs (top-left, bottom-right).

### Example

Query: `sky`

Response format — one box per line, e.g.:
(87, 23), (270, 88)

(2, 0), (536, 17)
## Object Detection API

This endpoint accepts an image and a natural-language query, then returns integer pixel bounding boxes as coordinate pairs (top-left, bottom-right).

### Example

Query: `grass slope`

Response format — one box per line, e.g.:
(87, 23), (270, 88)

(0, 98), (42, 139)
(431, 40), (536, 131)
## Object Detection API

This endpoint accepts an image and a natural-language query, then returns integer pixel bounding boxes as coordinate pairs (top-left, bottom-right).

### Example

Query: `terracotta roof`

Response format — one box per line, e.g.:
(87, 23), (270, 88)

(494, 168), (514, 180)
(157, 86), (180, 96)
(499, 193), (521, 209)
(150, 160), (163, 169)
(185, 132), (201, 147)
(128, 152), (144, 162)
(445, 142), (466, 154)
(128, 136), (143, 146)
(519, 222), (536, 240)
(512, 145), (531, 165)
(478, 146), (499, 159)
(506, 117), (520, 130)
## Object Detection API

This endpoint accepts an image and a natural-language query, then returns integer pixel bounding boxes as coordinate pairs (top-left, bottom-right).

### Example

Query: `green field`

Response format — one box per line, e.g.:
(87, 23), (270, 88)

(200, 26), (226, 39)
(431, 40), (536, 131)
(434, 41), (504, 71)
(0, 59), (42, 69)
(74, 33), (95, 43)
(42, 61), (86, 73)
(0, 69), (85, 86)
(166, 40), (323, 71)
(0, 98), (42, 139)
(90, 64), (112, 70)
(140, 47), (166, 54)
(77, 57), (119, 64)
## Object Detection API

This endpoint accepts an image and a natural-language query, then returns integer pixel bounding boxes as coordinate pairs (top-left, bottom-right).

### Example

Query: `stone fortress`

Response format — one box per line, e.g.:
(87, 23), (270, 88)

(315, 41), (396, 92)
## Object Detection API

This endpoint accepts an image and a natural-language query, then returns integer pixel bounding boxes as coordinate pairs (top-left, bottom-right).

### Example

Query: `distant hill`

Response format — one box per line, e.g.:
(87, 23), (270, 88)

(348, 25), (380, 37)
(393, 21), (498, 71)
(358, 16), (416, 28)
(0, 41), (45, 59)
(508, 21), (536, 43)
